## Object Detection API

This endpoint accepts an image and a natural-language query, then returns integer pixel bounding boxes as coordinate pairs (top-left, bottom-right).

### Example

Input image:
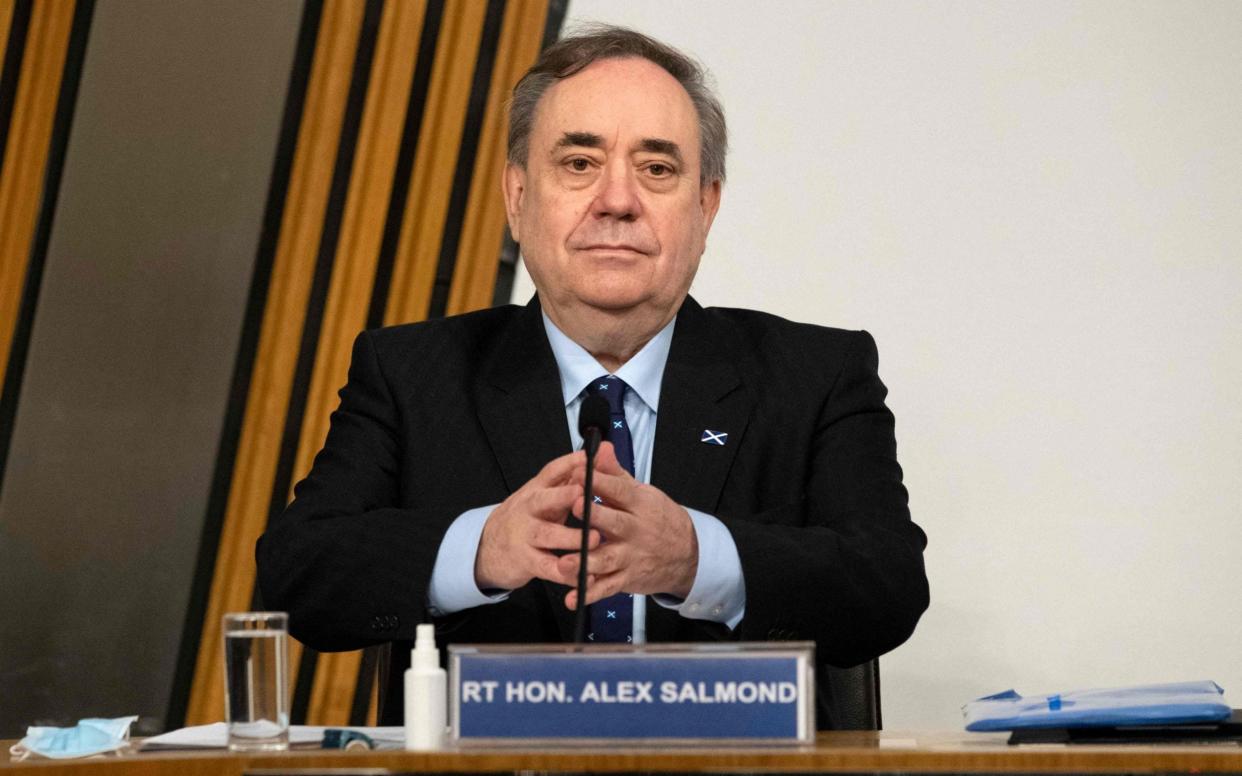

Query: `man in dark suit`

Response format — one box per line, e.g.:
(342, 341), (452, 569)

(257, 26), (927, 727)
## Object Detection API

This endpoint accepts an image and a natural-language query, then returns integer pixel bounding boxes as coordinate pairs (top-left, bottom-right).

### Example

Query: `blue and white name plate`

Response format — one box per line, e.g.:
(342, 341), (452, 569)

(449, 642), (815, 744)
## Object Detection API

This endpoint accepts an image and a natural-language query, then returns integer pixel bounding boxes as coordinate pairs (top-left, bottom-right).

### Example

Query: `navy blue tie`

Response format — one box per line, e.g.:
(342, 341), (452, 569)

(585, 375), (634, 643)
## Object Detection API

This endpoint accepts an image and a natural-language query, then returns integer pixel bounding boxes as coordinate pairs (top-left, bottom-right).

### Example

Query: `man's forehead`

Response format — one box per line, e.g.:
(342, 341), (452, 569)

(531, 57), (700, 153)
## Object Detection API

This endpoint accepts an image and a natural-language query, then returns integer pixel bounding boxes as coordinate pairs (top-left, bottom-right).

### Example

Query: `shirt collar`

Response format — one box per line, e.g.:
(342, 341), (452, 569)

(542, 312), (675, 412)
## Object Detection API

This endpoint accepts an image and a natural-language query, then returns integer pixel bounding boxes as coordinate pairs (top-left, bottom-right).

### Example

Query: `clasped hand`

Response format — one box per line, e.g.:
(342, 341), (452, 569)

(474, 442), (698, 609)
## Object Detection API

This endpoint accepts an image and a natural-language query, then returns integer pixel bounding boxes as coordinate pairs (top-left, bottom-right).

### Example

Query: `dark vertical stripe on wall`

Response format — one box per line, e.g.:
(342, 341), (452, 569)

(366, 0), (444, 330)
(541, 0), (567, 50)
(426, 0), (506, 320)
(349, 645), (379, 725)
(274, 0), (384, 726)
(165, 0), (324, 731)
(492, 231), (519, 306)
(290, 646), (320, 724)
(0, 0), (33, 173)
(0, 0), (93, 491)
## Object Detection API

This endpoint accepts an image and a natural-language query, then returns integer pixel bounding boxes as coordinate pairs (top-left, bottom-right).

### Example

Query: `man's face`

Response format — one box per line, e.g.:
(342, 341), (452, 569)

(503, 57), (721, 327)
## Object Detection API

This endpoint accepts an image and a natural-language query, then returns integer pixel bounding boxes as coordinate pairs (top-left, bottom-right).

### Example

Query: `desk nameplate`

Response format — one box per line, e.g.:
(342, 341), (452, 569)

(448, 642), (814, 745)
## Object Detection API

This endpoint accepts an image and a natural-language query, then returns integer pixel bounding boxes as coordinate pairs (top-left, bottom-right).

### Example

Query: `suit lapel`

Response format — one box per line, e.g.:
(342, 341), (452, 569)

(648, 298), (751, 642)
(476, 299), (572, 490)
(474, 300), (577, 641)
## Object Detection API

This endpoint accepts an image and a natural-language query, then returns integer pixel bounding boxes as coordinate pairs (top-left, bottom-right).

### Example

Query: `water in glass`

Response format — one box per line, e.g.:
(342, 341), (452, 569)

(224, 621), (288, 751)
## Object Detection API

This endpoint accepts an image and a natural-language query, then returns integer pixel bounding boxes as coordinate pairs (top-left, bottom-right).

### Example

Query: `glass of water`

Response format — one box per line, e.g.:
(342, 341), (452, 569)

(223, 611), (289, 752)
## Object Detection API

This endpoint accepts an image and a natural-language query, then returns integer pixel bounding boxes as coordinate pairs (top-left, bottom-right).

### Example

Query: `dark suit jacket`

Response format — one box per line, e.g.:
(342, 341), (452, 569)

(256, 296), (928, 726)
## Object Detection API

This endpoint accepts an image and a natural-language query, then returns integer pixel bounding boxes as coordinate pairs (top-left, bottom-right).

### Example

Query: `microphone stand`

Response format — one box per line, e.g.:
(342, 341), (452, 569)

(573, 426), (601, 644)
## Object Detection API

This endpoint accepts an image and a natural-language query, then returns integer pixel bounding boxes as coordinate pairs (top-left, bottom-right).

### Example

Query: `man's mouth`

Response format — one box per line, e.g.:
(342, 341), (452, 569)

(576, 243), (650, 255)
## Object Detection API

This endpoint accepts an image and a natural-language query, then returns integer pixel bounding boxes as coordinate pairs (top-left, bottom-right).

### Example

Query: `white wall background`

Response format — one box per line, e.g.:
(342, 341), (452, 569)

(513, 1), (1242, 729)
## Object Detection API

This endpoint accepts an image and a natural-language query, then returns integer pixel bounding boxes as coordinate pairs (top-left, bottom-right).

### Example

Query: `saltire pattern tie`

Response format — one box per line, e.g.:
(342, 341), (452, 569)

(585, 375), (635, 643)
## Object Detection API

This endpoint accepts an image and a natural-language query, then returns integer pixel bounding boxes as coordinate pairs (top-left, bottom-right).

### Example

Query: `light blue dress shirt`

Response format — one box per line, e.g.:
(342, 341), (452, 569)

(426, 312), (746, 640)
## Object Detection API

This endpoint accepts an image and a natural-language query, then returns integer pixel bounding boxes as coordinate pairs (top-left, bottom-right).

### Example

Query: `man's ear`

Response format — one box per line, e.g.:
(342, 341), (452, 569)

(502, 163), (527, 243)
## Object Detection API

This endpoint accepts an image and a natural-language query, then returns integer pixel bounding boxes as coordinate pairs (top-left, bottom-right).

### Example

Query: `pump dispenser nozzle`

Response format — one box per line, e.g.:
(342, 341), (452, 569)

(413, 623), (438, 669)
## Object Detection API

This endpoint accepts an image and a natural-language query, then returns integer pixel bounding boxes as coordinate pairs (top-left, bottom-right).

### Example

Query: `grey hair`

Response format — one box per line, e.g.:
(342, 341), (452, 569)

(507, 24), (727, 185)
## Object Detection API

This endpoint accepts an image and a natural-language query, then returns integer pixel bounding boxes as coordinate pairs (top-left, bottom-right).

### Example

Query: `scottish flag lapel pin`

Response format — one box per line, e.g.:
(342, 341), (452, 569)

(700, 429), (728, 446)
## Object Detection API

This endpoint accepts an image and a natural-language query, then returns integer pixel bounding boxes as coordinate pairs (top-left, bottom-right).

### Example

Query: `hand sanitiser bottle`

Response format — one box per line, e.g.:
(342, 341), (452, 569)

(404, 623), (447, 750)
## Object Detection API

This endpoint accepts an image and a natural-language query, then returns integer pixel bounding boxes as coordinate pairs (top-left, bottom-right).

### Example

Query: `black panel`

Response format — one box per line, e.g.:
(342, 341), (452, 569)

(165, 0), (323, 732)
(0, 0), (92, 500)
(349, 644), (380, 725)
(492, 229), (519, 307)
(541, 0), (568, 50)
(0, 0), (303, 737)
(290, 643), (320, 724)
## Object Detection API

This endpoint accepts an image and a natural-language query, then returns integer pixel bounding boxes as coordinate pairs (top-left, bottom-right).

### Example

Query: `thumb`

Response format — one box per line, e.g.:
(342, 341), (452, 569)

(593, 440), (628, 477)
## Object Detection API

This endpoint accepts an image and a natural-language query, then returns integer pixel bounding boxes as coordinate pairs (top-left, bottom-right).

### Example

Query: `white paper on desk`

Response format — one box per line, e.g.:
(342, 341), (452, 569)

(140, 722), (405, 751)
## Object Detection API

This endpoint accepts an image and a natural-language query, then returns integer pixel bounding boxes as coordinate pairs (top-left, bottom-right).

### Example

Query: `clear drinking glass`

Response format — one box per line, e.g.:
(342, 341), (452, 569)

(223, 611), (289, 752)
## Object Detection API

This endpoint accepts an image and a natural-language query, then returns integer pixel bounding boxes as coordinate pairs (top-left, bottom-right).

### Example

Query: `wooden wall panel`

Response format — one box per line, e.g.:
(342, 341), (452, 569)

(297, 0), (427, 725)
(446, 0), (548, 316)
(0, 1), (15, 64)
(183, 0), (559, 730)
(0, 0), (74, 392)
(185, 0), (366, 726)
(381, 0), (488, 325)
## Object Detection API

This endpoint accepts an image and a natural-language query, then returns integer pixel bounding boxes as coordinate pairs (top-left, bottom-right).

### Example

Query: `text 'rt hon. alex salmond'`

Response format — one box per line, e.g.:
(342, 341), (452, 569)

(256, 25), (928, 728)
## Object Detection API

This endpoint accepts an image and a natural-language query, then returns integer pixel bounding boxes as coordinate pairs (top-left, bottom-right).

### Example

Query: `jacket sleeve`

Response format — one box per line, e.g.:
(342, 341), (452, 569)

(256, 330), (447, 651)
(724, 330), (929, 667)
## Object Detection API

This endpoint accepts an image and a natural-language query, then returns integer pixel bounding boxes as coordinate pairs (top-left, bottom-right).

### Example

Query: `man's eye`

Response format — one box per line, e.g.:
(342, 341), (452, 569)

(567, 158), (591, 172)
(646, 163), (672, 177)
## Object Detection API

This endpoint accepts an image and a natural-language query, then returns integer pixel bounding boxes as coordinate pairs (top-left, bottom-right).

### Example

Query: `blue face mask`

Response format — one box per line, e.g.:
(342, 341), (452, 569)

(9, 716), (138, 760)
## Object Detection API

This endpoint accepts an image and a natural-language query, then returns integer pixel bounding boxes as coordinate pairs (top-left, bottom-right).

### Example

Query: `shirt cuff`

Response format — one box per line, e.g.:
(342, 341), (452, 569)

(426, 505), (510, 616)
(651, 508), (746, 630)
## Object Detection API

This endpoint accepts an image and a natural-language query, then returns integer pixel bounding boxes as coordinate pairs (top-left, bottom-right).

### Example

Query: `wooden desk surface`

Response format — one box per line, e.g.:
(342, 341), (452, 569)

(4, 731), (1242, 774)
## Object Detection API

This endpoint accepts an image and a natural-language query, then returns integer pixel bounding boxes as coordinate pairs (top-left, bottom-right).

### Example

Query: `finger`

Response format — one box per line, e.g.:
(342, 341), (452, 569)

(568, 441), (621, 485)
(585, 470), (637, 507)
(562, 576), (598, 611)
(579, 571), (626, 606)
(528, 483), (581, 521)
(529, 547), (579, 587)
(578, 500), (631, 540)
(533, 449), (586, 486)
(558, 542), (624, 578)
(571, 489), (629, 519)
(532, 523), (599, 551)
(591, 442), (630, 479)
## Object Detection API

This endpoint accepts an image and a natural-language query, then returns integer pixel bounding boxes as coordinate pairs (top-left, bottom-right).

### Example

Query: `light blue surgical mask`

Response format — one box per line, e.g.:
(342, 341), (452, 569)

(9, 716), (138, 760)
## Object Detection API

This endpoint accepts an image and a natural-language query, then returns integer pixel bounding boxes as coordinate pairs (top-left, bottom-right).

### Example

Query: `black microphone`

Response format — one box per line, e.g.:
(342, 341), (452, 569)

(574, 395), (610, 643)
(578, 395), (609, 457)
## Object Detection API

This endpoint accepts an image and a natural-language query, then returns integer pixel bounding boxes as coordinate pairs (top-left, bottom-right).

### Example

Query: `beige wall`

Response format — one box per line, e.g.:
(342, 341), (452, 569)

(522, 0), (1242, 727)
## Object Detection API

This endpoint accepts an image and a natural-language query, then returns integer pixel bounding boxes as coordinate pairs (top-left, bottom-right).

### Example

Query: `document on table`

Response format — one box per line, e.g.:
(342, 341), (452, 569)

(962, 680), (1231, 731)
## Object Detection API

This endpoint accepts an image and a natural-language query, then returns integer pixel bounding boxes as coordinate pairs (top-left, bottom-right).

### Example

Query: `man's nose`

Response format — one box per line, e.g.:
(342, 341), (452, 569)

(590, 163), (642, 221)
